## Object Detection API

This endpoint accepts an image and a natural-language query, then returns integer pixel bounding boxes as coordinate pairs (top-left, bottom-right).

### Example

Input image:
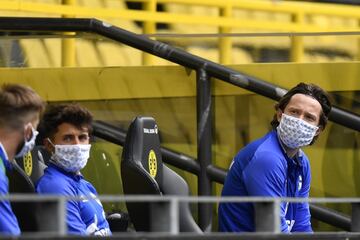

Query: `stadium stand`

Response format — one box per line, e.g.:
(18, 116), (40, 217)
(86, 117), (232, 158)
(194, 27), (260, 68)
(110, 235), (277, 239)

(1, 0), (359, 67)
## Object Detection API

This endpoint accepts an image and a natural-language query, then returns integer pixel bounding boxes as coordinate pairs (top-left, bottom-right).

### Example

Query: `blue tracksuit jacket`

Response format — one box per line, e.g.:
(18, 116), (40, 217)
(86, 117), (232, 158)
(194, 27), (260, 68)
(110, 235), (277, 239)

(218, 130), (312, 232)
(36, 163), (111, 236)
(0, 144), (21, 235)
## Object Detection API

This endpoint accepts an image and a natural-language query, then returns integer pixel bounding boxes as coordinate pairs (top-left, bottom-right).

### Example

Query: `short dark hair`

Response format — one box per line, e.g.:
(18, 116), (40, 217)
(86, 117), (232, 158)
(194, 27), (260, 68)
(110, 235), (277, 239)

(0, 84), (45, 130)
(271, 83), (332, 143)
(37, 104), (93, 143)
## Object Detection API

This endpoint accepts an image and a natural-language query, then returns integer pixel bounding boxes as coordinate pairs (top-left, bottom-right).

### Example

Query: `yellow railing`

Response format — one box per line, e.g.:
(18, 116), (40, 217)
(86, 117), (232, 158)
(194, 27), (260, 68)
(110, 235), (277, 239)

(61, 0), (76, 67)
(1, 0), (360, 65)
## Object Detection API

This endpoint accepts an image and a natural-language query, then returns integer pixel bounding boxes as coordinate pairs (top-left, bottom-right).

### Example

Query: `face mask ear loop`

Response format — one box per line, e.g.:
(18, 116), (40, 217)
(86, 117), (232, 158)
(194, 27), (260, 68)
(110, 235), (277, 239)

(47, 138), (56, 154)
(46, 138), (54, 147)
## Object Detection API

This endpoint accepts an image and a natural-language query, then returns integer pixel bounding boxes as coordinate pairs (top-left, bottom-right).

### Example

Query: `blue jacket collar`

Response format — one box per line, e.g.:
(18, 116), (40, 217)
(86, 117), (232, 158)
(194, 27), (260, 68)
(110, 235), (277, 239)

(48, 162), (83, 181)
(272, 130), (304, 167)
(0, 142), (13, 172)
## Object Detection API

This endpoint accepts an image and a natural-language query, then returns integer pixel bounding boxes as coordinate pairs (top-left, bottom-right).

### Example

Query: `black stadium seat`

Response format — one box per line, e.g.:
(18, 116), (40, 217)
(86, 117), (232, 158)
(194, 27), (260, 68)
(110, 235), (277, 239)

(14, 146), (48, 185)
(121, 116), (202, 233)
(7, 146), (48, 232)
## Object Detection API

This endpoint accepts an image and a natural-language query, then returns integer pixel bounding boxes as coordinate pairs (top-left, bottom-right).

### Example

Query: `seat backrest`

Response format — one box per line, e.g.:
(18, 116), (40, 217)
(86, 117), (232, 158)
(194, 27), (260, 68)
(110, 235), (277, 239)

(7, 146), (49, 232)
(14, 145), (48, 185)
(121, 116), (162, 231)
(121, 116), (201, 233)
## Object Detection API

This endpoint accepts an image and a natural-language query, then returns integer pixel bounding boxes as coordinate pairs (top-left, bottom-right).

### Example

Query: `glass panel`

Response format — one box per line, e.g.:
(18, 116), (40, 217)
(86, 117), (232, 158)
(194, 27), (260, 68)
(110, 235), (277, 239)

(54, 86), (359, 231)
(0, 32), (359, 67)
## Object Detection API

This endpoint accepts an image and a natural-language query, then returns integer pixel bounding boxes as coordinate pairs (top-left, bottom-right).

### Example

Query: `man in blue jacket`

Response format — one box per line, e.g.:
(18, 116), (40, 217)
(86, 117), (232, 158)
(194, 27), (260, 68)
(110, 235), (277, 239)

(0, 84), (44, 235)
(218, 83), (332, 232)
(36, 104), (111, 236)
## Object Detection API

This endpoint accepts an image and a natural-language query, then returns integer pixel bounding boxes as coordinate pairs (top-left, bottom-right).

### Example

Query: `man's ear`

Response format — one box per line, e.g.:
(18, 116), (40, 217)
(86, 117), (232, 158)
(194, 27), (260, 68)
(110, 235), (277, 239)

(315, 126), (322, 136)
(43, 138), (54, 154)
(276, 110), (282, 122)
(24, 123), (33, 141)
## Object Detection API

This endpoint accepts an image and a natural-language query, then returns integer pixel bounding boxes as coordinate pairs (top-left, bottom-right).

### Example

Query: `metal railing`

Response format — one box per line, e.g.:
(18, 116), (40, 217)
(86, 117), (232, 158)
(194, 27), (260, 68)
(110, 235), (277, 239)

(92, 120), (353, 232)
(2, 194), (360, 238)
(1, 0), (360, 64)
(1, 16), (360, 231)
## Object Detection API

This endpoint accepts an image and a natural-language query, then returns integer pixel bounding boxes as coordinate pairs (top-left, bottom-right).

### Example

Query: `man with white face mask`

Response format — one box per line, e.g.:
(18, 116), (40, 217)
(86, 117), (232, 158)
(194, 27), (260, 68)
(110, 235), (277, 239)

(0, 84), (44, 235)
(35, 104), (111, 236)
(218, 83), (332, 233)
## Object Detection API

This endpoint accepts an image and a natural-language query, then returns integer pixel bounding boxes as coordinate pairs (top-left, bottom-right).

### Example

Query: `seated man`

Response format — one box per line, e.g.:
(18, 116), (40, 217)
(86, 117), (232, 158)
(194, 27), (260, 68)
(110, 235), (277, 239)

(35, 104), (111, 236)
(218, 83), (332, 232)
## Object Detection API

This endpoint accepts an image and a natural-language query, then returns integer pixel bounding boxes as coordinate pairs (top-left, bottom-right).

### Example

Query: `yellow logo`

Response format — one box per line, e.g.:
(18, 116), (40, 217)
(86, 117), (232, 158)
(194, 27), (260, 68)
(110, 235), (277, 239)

(148, 150), (157, 178)
(23, 152), (33, 176)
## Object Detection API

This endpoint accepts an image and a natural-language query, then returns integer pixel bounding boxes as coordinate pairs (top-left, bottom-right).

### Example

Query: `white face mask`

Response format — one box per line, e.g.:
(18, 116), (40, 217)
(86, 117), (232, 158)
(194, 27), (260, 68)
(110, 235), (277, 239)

(277, 113), (319, 149)
(50, 142), (91, 173)
(15, 127), (38, 158)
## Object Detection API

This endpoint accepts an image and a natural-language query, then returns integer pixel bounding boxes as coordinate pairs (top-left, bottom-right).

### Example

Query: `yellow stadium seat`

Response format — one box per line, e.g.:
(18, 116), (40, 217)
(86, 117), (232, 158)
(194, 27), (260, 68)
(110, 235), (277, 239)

(164, 3), (218, 34)
(20, 38), (63, 67)
(20, 39), (52, 67)
(232, 48), (253, 64)
(76, 39), (103, 67)
(185, 46), (253, 65)
(186, 46), (219, 63)
(304, 53), (332, 63)
(95, 40), (142, 66)
(98, 0), (141, 34)
(43, 38), (61, 67)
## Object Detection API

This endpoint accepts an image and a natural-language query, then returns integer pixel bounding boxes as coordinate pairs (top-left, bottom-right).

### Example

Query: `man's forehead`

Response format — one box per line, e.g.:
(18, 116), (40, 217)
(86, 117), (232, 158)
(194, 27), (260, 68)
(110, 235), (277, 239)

(286, 94), (322, 114)
(288, 94), (321, 106)
(56, 123), (89, 134)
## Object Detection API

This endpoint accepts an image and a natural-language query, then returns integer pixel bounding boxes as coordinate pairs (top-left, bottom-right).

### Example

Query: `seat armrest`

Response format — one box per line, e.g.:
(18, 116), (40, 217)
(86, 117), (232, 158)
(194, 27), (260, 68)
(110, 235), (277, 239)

(106, 212), (129, 232)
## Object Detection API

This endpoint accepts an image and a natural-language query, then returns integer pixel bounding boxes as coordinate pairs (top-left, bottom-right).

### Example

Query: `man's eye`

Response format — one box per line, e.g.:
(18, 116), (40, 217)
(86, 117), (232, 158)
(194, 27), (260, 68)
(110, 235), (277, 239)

(79, 135), (89, 141)
(63, 136), (73, 142)
(288, 110), (299, 116)
(306, 116), (316, 122)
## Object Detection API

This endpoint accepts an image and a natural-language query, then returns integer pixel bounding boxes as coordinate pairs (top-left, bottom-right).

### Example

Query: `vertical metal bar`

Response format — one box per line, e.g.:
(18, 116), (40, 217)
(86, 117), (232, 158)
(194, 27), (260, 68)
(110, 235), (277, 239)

(61, 0), (76, 67)
(150, 201), (170, 232)
(142, 0), (157, 65)
(290, 12), (304, 62)
(170, 197), (179, 234)
(351, 202), (360, 232)
(196, 68), (212, 231)
(274, 199), (281, 232)
(219, 3), (233, 65)
(58, 196), (67, 236)
(255, 199), (280, 233)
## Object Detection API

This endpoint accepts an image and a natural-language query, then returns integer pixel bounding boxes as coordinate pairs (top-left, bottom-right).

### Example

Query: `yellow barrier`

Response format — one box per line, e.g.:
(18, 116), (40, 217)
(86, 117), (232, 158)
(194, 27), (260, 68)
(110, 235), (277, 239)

(0, 62), (359, 101)
(1, 0), (360, 64)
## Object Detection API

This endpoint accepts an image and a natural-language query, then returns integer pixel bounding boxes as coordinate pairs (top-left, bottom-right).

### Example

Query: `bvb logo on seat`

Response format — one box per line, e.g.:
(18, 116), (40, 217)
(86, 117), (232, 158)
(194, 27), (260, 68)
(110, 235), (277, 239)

(23, 151), (33, 176)
(148, 150), (157, 178)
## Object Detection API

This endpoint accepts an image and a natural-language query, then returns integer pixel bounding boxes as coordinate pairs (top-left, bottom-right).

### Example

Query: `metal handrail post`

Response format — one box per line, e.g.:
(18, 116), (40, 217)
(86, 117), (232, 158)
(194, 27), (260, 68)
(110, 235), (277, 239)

(169, 197), (180, 234)
(57, 196), (67, 235)
(196, 68), (212, 232)
(255, 199), (281, 233)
